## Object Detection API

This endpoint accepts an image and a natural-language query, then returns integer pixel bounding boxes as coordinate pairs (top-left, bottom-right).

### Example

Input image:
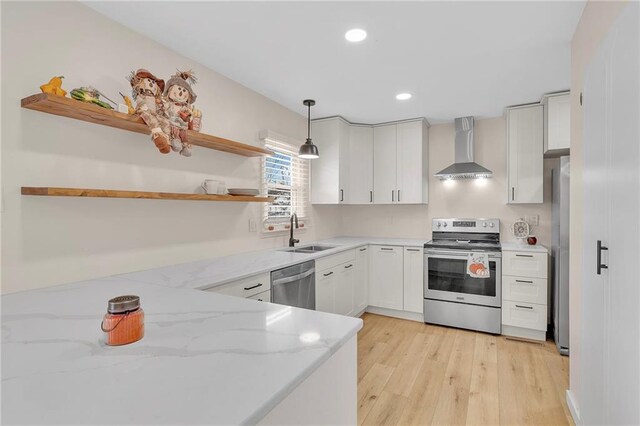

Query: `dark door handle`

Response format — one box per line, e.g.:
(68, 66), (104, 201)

(391, 190), (394, 202)
(323, 271), (334, 277)
(380, 247), (394, 251)
(340, 189), (344, 202)
(370, 191), (373, 203)
(397, 190), (400, 202)
(515, 280), (533, 284)
(512, 187), (515, 201)
(515, 305), (533, 310)
(597, 240), (609, 275)
(359, 247), (367, 252)
(244, 283), (263, 291)
(406, 248), (420, 252)
(515, 254), (533, 258)
(345, 264), (353, 269)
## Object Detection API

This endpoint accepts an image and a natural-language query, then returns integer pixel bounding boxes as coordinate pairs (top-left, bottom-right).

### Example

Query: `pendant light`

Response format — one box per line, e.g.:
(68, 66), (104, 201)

(299, 99), (319, 159)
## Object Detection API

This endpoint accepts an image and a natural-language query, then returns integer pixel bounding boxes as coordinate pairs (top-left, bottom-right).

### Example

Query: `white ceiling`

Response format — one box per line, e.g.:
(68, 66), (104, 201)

(86, 1), (585, 124)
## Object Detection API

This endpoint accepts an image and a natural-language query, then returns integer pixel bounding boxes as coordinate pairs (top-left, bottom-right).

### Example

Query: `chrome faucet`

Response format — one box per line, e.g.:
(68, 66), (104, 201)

(289, 213), (299, 247)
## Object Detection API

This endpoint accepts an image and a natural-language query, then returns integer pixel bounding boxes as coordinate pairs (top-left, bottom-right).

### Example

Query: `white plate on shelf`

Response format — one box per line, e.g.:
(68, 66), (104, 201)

(227, 188), (260, 196)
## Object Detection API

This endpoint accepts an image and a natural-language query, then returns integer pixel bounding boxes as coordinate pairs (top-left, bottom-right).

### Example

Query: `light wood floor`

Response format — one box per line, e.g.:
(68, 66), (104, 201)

(357, 313), (573, 426)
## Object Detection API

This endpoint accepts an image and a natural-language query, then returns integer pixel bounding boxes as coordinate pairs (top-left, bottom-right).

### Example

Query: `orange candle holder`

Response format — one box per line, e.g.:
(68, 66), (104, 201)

(101, 295), (144, 346)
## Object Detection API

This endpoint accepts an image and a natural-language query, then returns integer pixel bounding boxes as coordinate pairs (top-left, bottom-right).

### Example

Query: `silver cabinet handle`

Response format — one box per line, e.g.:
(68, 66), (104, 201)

(515, 305), (533, 310)
(244, 283), (263, 291)
(515, 279), (533, 284)
(323, 271), (334, 277)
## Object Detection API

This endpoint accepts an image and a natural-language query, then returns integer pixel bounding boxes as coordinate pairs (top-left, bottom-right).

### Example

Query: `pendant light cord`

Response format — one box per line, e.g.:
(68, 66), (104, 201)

(307, 103), (311, 141)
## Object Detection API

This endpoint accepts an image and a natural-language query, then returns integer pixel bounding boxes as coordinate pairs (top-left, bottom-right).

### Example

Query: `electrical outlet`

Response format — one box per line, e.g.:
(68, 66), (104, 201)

(249, 219), (257, 233)
(525, 215), (539, 227)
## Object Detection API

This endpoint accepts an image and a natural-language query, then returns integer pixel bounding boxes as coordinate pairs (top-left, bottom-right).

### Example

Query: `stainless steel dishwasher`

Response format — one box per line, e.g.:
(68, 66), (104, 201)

(270, 260), (315, 310)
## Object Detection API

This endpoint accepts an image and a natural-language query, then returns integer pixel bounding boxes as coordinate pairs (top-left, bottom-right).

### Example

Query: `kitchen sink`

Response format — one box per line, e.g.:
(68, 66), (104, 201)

(279, 244), (336, 254)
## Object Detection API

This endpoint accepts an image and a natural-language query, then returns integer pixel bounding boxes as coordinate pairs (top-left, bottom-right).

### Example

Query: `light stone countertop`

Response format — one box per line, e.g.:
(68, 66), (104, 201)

(1, 236), (428, 425)
(501, 242), (549, 253)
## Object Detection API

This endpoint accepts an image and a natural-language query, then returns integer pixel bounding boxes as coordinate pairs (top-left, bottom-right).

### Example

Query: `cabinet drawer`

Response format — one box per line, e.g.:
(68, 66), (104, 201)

(248, 290), (271, 303)
(205, 272), (271, 298)
(502, 300), (547, 331)
(503, 276), (547, 305)
(316, 249), (356, 272)
(502, 251), (547, 278)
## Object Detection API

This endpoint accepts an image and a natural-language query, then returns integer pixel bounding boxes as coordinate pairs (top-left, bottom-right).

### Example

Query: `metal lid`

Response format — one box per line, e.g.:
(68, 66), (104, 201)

(107, 295), (140, 314)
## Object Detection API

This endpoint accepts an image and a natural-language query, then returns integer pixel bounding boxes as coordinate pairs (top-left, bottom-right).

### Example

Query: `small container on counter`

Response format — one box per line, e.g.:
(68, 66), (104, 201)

(101, 295), (144, 346)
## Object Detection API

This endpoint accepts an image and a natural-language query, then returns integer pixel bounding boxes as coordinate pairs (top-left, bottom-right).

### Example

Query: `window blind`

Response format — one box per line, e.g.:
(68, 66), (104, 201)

(262, 136), (310, 232)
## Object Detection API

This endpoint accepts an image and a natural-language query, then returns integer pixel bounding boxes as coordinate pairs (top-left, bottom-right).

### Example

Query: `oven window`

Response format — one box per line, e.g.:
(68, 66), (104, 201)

(428, 258), (497, 297)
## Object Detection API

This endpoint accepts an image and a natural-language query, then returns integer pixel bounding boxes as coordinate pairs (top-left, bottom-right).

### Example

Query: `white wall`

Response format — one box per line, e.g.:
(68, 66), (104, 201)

(338, 117), (555, 248)
(0, 1), (342, 294)
(568, 0), (630, 416)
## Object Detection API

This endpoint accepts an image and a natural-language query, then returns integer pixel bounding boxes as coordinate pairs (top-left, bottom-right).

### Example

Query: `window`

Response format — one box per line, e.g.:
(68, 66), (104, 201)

(262, 133), (310, 232)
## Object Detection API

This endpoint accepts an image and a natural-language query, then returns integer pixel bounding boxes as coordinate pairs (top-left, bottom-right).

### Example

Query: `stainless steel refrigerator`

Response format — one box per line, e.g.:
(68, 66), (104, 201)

(551, 156), (570, 355)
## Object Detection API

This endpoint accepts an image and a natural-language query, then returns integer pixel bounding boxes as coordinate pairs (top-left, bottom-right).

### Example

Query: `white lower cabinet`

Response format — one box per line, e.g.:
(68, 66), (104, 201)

(501, 248), (548, 341)
(248, 290), (271, 302)
(369, 245), (404, 310)
(315, 250), (356, 315)
(354, 246), (369, 314)
(402, 247), (424, 314)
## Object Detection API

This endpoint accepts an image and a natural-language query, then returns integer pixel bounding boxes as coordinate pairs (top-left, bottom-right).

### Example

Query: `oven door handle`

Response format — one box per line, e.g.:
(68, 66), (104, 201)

(426, 250), (501, 259)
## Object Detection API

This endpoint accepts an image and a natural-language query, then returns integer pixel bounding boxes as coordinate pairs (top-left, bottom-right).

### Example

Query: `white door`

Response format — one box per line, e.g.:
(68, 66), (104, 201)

(581, 5), (639, 424)
(507, 105), (544, 204)
(373, 124), (397, 204)
(369, 245), (404, 310)
(348, 126), (374, 204)
(396, 121), (424, 204)
(402, 247), (424, 313)
(354, 246), (369, 314)
(335, 262), (355, 316)
(315, 268), (336, 313)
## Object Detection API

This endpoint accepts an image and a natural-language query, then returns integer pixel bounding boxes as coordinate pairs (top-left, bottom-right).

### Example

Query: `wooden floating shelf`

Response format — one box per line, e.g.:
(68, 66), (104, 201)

(21, 187), (274, 203)
(21, 93), (274, 158)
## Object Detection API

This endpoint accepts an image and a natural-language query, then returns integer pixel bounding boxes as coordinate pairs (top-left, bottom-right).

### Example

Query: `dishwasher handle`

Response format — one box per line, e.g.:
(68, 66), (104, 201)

(272, 268), (316, 286)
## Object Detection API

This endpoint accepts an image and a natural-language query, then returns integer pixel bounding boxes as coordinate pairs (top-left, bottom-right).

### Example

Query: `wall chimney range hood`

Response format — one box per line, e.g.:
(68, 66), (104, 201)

(435, 116), (493, 180)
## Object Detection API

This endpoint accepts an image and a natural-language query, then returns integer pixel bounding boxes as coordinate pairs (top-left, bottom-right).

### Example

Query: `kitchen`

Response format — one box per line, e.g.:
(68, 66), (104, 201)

(1, 1), (638, 425)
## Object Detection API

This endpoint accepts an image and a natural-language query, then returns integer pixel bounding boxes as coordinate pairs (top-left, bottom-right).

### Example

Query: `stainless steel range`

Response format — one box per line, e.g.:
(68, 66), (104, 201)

(424, 218), (502, 334)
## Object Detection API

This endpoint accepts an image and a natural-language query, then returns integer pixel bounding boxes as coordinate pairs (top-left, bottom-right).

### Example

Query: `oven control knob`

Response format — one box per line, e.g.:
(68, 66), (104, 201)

(489, 222), (495, 228)
(482, 222), (487, 227)
(443, 222), (448, 228)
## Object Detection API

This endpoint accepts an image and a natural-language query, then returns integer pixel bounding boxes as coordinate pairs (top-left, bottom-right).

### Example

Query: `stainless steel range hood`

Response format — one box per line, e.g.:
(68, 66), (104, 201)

(435, 116), (493, 180)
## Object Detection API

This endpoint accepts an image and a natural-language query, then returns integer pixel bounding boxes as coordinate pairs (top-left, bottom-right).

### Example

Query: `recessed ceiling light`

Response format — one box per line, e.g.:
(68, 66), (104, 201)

(396, 93), (412, 100)
(345, 28), (367, 43)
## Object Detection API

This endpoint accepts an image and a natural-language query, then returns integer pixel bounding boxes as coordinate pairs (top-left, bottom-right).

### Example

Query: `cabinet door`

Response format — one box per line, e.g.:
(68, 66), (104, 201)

(335, 262), (355, 316)
(369, 245), (404, 310)
(354, 246), (369, 314)
(373, 124), (397, 204)
(310, 118), (345, 204)
(315, 268), (336, 313)
(402, 247), (424, 313)
(507, 105), (544, 204)
(396, 121), (426, 204)
(545, 93), (571, 152)
(347, 126), (374, 204)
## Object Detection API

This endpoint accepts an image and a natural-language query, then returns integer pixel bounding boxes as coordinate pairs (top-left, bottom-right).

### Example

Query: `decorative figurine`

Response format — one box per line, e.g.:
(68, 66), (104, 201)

(40, 76), (67, 97)
(128, 69), (171, 154)
(163, 70), (197, 157)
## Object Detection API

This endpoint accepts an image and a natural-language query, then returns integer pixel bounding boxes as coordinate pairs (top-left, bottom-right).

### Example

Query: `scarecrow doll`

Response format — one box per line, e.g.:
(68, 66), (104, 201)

(128, 69), (171, 154)
(163, 70), (197, 157)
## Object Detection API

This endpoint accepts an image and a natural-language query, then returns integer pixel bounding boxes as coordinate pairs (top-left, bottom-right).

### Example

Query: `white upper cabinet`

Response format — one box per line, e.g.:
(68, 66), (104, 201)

(347, 126), (374, 204)
(506, 105), (544, 204)
(373, 120), (428, 205)
(312, 117), (428, 205)
(396, 120), (429, 204)
(310, 117), (350, 204)
(373, 124), (397, 204)
(542, 92), (570, 156)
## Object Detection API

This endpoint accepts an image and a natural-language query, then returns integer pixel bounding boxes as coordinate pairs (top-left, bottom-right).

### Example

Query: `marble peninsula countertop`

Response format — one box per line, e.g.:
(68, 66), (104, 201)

(1, 236), (426, 425)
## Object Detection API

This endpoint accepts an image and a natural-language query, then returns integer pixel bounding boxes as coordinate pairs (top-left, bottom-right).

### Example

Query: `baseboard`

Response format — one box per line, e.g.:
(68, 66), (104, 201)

(365, 306), (424, 322)
(566, 389), (581, 425)
(502, 324), (546, 342)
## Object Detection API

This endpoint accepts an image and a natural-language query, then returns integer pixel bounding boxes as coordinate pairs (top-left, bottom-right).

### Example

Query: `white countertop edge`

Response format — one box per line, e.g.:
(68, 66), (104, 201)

(500, 242), (549, 253)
